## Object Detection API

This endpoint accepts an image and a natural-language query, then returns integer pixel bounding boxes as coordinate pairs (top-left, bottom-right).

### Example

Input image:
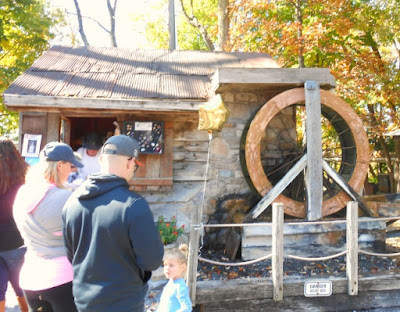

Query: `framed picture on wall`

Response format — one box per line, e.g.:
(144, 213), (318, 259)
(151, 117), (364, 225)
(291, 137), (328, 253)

(123, 121), (164, 154)
(21, 134), (42, 157)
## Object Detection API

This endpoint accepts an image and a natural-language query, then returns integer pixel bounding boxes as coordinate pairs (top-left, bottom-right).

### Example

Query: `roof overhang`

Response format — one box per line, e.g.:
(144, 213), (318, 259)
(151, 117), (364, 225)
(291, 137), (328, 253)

(212, 68), (335, 92)
(3, 94), (206, 113)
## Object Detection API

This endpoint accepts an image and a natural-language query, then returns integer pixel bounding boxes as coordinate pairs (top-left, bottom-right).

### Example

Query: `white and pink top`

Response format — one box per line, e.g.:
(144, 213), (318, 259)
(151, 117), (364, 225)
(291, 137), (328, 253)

(13, 181), (73, 290)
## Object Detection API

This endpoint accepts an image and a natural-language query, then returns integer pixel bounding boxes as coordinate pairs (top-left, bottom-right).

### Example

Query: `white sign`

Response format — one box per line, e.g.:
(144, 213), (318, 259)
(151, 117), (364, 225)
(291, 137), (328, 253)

(134, 122), (153, 131)
(21, 134), (42, 157)
(304, 281), (332, 297)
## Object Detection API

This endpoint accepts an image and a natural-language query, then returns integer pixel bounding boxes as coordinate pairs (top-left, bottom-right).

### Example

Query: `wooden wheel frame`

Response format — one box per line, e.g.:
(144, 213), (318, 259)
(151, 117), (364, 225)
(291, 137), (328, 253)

(245, 88), (370, 218)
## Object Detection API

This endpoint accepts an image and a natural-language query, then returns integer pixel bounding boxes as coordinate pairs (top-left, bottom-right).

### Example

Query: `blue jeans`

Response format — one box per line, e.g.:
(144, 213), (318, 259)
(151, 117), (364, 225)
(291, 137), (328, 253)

(0, 246), (26, 301)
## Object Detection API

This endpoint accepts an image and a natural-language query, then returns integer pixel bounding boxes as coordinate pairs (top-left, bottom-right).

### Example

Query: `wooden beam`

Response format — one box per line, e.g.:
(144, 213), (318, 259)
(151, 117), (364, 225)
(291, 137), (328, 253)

(196, 273), (400, 303)
(322, 160), (371, 216)
(130, 178), (173, 186)
(47, 113), (60, 142)
(272, 203), (283, 301)
(305, 81), (323, 221)
(244, 154), (307, 221)
(347, 201), (358, 296)
(4, 94), (206, 112)
(61, 118), (71, 145)
(187, 196), (203, 305)
(213, 68), (335, 92)
(198, 289), (400, 311)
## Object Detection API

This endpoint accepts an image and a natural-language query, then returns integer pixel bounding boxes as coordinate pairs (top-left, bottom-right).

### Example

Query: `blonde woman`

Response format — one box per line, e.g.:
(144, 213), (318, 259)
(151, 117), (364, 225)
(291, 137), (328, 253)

(13, 142), (83, 312)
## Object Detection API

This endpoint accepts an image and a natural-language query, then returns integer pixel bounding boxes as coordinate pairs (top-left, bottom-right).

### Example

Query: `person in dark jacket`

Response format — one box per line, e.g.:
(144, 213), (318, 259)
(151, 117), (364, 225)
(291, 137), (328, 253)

(62, 135), (164, 312)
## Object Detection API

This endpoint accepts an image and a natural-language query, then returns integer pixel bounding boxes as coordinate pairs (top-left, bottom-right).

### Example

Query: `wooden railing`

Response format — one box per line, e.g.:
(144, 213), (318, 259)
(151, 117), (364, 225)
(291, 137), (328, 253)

(187, 202), (400, 305)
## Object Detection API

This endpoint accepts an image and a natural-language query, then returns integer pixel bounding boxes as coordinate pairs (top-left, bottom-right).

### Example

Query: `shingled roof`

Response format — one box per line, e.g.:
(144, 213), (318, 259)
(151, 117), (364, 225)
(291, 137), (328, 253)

(3, 45), (279, 112)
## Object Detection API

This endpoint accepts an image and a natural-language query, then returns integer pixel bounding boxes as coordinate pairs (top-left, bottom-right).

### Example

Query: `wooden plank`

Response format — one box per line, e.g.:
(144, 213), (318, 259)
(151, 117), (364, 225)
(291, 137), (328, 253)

(131, 178), (173, 186)
(346, 201), (358, 295)
(61, 118), (71, 145)
(4, 94), (206, 112)
(187, 136), (212, 306)
(160, 122), (173, 179)
(47, 113), (60, 142)
(173, 176), (208, 182)
(133, 153), (148, 192)
(212, 68), (336, 92)
(196, 273), (400, 304)
(187, 207), (201, 305)
(305, 81), (323, 221)
(322, 160), (372, 216)
(272, 203), (284, 301)
(244, 155), (307, 221)
(20, 113), (48, 149)
(198, 289), (400, 312)
(146, 154), (161, 179)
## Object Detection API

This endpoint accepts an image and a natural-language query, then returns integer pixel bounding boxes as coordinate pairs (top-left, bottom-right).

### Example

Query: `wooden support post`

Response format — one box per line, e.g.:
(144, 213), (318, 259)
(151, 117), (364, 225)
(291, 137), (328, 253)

(245, 155), (307, 221)
(61, 118), (71, 145)
(47, 113), (61, 142)
(187, 203), (201, 305)
(322, 160), (372, 216)
(305, 81), (323, 221)
(272, 203), (284, 301)
(346, 201), (358, 296)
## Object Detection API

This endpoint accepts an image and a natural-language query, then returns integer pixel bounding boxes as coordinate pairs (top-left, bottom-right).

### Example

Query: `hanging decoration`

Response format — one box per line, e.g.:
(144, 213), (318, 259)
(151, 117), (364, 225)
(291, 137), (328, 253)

(198, 94), (230, 132)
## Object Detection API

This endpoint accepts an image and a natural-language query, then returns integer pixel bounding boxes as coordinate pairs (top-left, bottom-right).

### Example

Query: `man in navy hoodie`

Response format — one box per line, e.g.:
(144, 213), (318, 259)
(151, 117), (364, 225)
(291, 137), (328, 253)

(62, 135), (164, 312)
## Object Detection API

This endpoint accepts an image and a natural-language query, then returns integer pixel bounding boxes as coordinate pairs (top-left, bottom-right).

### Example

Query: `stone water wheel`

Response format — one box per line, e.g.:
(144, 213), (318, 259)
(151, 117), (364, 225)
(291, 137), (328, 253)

(241, 88), (370, 218)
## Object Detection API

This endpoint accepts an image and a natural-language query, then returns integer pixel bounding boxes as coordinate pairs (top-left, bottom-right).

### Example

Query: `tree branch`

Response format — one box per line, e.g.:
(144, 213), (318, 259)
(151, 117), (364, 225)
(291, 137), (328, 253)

(178, 0), (215, 51)
(66, 11), (110, 34)
(72, 0), (90, 46)
(107, 0), (118, 46)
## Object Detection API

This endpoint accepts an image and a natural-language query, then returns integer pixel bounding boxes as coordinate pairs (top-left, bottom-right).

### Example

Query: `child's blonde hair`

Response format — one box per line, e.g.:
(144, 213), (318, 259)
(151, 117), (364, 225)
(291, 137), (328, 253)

(163, 244), (189, 265)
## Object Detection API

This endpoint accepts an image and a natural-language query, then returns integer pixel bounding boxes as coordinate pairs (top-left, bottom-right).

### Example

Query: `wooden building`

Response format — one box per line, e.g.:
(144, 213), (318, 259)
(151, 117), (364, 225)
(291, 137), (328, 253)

(7, 46), (398, 311)
(3, 45), (335, 230)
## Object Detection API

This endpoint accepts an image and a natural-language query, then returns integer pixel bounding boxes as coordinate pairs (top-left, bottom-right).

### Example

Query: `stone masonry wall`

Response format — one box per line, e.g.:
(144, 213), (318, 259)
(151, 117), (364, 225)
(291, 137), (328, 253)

(142, 90), (295, 239)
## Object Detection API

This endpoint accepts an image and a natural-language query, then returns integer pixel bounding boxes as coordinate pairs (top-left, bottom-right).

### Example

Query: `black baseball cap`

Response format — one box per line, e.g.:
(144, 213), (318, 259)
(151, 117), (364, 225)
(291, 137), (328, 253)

(82, 133), (103, 150)
(42, 142), (84, 168)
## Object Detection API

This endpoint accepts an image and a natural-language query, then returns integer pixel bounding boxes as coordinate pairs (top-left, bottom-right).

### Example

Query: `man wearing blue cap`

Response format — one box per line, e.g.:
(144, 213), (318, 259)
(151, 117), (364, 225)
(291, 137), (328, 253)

(62, 135), (164, 312)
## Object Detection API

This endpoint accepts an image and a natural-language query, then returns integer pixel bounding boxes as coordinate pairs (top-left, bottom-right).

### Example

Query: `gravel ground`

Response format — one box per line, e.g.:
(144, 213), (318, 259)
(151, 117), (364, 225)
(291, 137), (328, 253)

(196, 250), (400, 281)
(5, 280), (168, 312)
(5, 284), (20, 312)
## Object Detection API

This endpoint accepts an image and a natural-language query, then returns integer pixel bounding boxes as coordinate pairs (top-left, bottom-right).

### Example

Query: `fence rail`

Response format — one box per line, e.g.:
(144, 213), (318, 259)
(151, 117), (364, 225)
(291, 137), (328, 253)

(187, 202), (400, 305)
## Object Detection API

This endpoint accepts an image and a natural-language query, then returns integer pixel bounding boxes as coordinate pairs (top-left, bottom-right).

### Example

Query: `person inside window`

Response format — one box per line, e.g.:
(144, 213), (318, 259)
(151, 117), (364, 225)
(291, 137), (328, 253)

(70, 133), (103, 187)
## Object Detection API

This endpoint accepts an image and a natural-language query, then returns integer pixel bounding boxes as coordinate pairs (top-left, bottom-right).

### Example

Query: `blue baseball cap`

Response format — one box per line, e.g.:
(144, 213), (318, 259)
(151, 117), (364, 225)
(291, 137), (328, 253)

(102, 135), (143, 166)
(41, 142), (84, 168)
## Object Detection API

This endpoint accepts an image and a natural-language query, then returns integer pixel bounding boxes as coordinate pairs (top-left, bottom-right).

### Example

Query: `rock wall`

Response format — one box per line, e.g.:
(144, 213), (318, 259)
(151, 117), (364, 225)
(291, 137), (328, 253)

(143, 90), (296, 242)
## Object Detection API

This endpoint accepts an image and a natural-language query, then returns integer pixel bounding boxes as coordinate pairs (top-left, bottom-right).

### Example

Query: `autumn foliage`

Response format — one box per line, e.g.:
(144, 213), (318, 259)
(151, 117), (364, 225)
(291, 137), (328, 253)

(227, 0), (400, 190)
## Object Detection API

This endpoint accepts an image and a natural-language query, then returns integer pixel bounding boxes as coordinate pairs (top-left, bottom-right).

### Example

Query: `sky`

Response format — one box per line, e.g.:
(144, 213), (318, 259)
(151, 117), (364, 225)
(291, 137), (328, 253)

(49, 0), (164, 48)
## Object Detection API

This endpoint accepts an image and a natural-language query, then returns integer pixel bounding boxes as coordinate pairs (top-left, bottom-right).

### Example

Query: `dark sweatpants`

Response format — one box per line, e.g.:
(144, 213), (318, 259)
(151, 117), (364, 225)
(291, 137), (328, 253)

(23, 282), (77, 312)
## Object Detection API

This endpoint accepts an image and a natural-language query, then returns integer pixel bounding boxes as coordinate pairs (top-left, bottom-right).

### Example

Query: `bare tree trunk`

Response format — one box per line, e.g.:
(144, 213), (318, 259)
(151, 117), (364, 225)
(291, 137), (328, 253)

(73, 0), (90, 46)
(178, 0), (214, 51)
(293, 0), (305, 68)
(107, 0), (118, 47)
(393, 139), (400, 192)
(217, 0), (229, 51)
(367, 104), (395, 192)
(168, 0), (176, 50)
